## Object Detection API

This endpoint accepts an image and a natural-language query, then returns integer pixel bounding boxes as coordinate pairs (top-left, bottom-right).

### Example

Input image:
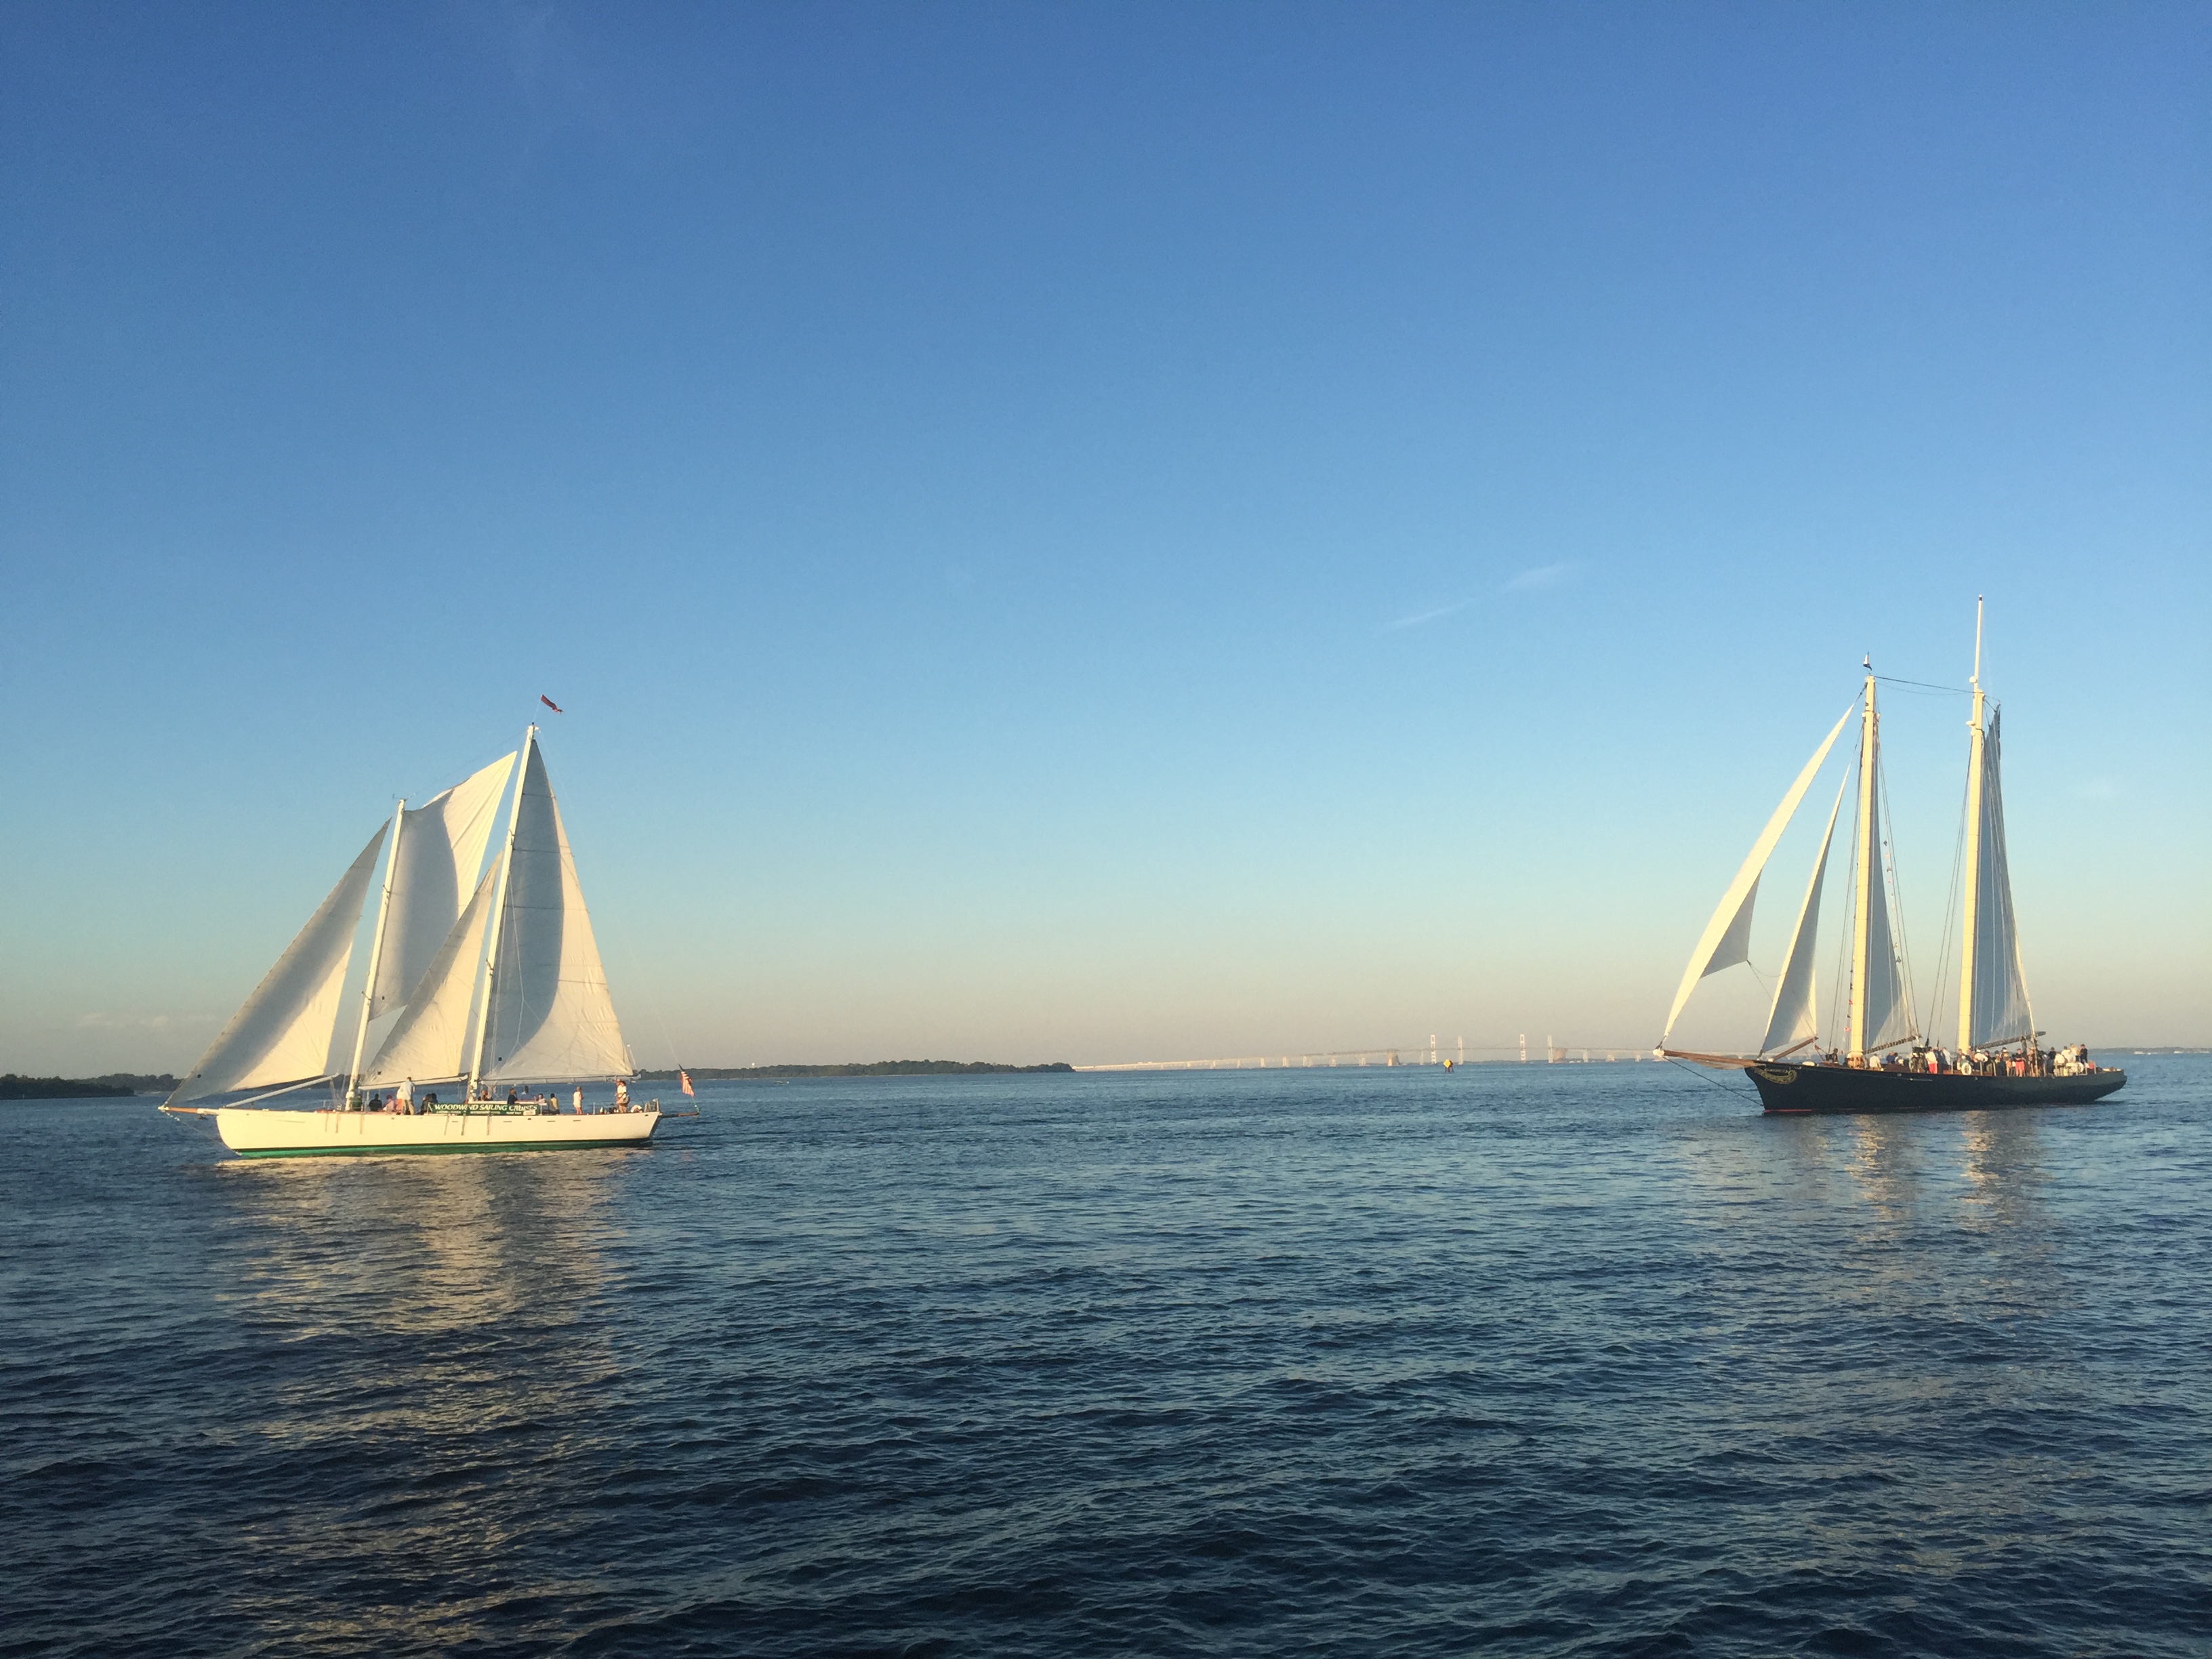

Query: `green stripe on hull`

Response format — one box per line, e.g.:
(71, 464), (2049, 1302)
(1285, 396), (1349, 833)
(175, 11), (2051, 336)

(232, 1138), (651, 1159)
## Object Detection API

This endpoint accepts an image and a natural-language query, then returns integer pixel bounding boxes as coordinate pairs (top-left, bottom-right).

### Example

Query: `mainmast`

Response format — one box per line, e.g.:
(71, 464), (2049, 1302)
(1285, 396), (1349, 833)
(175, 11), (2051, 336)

(1957, 597), (1987, 1054)
(344, 797), (406, 1105)
(468, 724), (536, 1096)
(1847, 665), (1879, 1059)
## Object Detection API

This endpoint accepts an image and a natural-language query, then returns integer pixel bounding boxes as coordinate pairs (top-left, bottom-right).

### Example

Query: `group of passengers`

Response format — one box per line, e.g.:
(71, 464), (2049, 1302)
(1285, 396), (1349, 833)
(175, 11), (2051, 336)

(342, 1077), (642, 1113)
(1815, 1045), (2092, 1078)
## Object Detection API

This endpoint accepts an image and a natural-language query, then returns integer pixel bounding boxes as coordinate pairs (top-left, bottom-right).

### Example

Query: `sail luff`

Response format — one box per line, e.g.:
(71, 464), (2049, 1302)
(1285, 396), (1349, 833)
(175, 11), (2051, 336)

(346, 798), (405, 1103)
(1957, 686), (1986, 1052)
(164, 824), (388, 1105)
(361, 867), (499, 1086)
(1848, 674), (1879, 1056)
(467, 726), (535, 1093)
(1758, 768), (1847, 1056)
(368, 753), (517, 1020)
(1957, 600), (1986, 1054)
(1660, 701), (1856, 1044)
(1964, 708), (2036, 1047)
(479, 740), (633, 1083)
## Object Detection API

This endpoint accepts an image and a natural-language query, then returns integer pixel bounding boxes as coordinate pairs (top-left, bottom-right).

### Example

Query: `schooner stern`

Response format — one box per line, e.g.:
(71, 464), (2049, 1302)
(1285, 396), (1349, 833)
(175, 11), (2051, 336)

(1658, 604), (2123, 1115)
(160, 724), (661, 1156)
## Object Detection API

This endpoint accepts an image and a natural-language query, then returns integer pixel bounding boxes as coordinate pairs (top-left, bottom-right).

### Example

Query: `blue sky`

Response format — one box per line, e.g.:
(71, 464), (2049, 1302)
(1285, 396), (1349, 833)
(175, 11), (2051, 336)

(3, 2), (2205, 1073)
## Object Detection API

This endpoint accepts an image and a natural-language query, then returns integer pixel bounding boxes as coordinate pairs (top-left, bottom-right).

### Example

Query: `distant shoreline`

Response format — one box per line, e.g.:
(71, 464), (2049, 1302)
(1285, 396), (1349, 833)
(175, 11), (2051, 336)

(637, 1061), (1076, 1081)
(1, 1072), (177, 1100)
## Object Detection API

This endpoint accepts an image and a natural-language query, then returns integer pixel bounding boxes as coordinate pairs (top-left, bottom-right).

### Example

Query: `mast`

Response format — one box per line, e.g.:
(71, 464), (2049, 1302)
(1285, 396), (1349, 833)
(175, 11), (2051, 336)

(344, 797), (406, 1105)
(468, 724), (535, 1096)
(1957, 597), (1986, 1053)
(1847, 665), (1879, 1059)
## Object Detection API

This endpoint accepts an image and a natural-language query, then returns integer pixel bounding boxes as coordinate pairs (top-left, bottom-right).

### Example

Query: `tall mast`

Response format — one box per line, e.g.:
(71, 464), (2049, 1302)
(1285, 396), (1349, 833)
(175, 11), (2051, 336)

(1847, 665), (1879, 1059)
(468, 724), (536, 1095)
(345, 798), (405, 1106)
(1957, 597), (1987, 1053)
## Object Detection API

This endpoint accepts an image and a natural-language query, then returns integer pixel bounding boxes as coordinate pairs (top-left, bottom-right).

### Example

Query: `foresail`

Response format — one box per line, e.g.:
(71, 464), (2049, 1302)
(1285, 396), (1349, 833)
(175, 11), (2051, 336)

(368, 752), (516, 1019)
(1856, 768), (1912, 1052)
(1965, 710), (2035, 1046)
(480, 745), (631, 1082)
(361, 868), (497, 1087)
(1758, 769), (1847, 1056)
(1661, 701), (1856, 1043)
(167, 825), (388, 1104)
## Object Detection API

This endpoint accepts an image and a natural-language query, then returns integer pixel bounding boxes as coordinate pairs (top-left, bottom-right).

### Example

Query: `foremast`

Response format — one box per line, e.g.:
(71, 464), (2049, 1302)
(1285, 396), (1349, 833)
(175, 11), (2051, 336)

(344, 798), (405, 1107)
(1847, 665), (1879, 1059)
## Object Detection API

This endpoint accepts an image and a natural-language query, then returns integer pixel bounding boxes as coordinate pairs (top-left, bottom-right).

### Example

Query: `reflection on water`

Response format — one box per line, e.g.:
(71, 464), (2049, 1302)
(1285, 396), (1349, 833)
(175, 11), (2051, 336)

(192, 1153), (644, 1647)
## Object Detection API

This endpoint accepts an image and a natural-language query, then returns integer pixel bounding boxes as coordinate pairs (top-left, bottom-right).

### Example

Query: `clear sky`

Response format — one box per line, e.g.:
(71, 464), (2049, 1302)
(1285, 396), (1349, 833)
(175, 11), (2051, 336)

(3, 3), (2206, 1074)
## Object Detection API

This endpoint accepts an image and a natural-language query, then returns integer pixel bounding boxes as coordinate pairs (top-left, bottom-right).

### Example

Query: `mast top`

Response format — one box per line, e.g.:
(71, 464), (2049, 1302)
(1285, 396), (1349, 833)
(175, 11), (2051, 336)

(1972, 596), (1984, 690)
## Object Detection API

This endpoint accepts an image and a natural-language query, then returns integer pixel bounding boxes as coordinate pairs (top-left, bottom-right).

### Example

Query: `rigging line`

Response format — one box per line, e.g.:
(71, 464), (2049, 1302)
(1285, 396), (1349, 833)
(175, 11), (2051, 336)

(1873, 674), (1969, 695)
(1664, 1055), (1759, 1101)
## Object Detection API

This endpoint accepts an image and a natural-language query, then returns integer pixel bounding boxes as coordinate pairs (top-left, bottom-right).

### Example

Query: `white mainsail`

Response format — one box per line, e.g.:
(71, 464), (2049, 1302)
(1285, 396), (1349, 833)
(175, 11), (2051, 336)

(1660, 702), (1856, 1045)
(1961, 707), (2034, 1048)
(367, 753), (516, 1020)
(1757, 769), (1847, 1057)
(476, 741), (631, 1082)
(361, 869), (498, 1087)
(166, 827), (388, 1103)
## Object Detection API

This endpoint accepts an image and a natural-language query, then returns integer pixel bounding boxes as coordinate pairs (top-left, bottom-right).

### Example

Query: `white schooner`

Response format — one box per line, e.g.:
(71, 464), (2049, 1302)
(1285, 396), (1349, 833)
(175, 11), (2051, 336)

(1657, 601), (2123, 1113)
(161, 725), (660, 1156)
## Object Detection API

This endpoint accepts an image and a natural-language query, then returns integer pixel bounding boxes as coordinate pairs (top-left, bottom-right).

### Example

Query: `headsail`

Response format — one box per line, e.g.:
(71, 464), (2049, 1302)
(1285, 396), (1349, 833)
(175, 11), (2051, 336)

(165, 826), (388, 1104)
(1660, 701), (1856, 1044)
(1758, 768), (1847, 1056)
(477, 741), (632, 1082)
(361, 868), (498, 1087)
(367, 753), (516, 1020)
(1961, 708), (2034, 1047)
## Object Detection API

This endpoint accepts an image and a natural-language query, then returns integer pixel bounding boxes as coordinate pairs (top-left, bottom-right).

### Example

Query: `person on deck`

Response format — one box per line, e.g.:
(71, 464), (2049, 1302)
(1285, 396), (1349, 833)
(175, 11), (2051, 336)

(572, 1086), (583, 1115)
(396, 1078), (415, 1116)
(614, 1078), (630, 1112)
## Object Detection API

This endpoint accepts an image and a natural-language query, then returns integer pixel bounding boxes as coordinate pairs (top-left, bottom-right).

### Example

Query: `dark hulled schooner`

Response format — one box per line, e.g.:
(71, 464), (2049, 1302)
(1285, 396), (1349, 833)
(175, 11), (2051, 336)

(1659, 603), (2124, 1114)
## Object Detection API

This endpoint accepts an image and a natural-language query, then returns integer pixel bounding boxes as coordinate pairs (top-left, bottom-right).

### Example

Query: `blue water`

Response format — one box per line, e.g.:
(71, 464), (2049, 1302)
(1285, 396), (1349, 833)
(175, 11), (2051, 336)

(4, 1059), (2209, 1657)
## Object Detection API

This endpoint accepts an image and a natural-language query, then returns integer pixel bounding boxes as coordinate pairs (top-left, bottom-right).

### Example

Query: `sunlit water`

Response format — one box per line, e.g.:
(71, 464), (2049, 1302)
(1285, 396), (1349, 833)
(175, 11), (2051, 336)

(4, 1058), (2209, 1657)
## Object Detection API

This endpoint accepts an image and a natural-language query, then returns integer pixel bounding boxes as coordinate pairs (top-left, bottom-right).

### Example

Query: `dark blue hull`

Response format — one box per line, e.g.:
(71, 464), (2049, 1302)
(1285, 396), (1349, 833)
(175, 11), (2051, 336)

(1748, 1061), (2126, 1113)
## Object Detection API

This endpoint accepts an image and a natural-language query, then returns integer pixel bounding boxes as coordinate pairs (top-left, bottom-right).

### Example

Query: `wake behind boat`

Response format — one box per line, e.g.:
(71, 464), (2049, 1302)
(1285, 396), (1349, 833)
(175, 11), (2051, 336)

(161, 724), (661, 1157)
(1658, 602), (2123, 1115)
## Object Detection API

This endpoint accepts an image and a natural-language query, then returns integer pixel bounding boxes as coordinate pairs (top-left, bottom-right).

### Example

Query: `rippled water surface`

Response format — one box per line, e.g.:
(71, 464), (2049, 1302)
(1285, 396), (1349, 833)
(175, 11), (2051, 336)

(5, 1059), (2210, 1657)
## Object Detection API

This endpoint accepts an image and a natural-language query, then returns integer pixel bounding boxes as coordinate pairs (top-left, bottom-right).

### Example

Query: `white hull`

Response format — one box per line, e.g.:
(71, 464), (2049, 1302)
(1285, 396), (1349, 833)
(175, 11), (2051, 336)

(213, 1106), (659, 1158)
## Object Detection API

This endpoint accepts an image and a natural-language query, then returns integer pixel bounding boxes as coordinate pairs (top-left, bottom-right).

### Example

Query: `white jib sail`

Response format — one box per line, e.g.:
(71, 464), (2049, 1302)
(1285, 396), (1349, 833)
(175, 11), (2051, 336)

(1964, 708), (2035, 1047)
(1757, 769), (1847, 1056)
(361, 868), (498, 1087)
(1855, 761), (1912, 1052)
(479, 744), (631, 1082)
(167, 825), (388, 1103)
(1661, 701), (1856, 1044)
(367, 752), (516, 1020)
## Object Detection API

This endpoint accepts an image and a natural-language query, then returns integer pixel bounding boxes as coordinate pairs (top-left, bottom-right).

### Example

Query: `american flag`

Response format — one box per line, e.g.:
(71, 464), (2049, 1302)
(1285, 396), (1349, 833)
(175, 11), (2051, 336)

(679, 1069), (694, 1097)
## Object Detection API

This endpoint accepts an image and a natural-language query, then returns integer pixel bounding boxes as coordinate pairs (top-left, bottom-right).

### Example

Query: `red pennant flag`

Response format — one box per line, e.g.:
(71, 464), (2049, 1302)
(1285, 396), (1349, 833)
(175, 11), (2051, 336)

(679, 1069), (694, 1097)
(540, 695), (564, 713)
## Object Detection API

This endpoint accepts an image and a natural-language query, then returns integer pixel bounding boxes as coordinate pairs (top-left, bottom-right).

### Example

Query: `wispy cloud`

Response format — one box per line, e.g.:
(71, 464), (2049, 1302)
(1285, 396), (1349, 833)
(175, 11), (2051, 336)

(1380, 598), (1476, 632)
(1503, 562), (1574, 592)
(75, 1011), (213, 1031)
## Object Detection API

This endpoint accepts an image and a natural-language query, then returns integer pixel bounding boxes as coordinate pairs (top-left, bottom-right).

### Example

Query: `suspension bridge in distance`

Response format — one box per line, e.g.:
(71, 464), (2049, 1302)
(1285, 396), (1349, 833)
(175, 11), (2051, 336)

(1074, 1036), (1658, 1072)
